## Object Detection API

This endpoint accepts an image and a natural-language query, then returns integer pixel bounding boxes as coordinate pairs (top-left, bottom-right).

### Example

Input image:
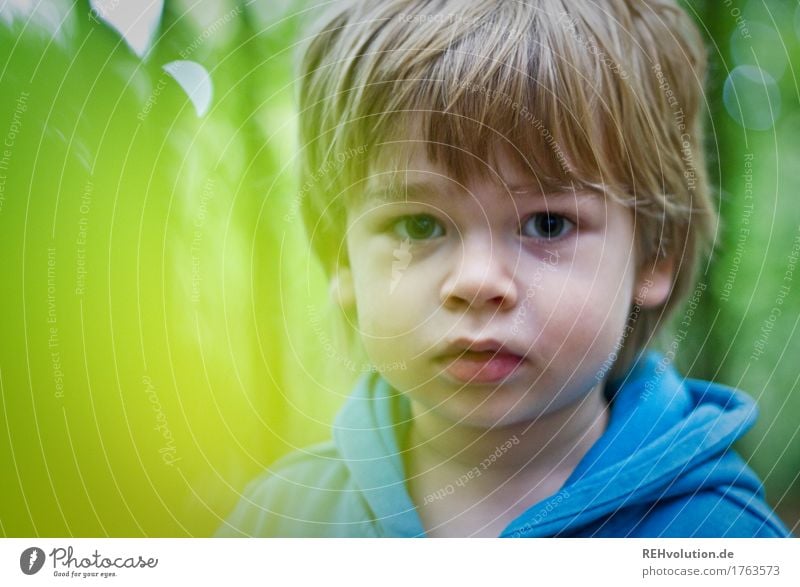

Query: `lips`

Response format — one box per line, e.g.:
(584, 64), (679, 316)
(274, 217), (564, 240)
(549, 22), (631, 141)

(437, 339), (526, 384)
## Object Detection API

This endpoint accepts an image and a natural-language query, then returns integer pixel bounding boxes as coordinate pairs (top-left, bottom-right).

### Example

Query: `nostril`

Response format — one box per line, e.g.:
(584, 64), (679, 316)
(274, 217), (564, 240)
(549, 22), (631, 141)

(442, 290), (516, 312)
(488, 295), (507, 306)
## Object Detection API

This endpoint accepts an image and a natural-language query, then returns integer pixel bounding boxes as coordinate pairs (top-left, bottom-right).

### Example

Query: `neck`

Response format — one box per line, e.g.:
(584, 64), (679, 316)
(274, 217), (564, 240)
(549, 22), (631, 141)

(403, 383), (610, 488)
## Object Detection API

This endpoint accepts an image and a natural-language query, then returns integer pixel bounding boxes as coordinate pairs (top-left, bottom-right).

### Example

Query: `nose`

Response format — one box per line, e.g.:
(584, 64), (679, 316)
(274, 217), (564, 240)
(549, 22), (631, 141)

(440, 233), (519, 312)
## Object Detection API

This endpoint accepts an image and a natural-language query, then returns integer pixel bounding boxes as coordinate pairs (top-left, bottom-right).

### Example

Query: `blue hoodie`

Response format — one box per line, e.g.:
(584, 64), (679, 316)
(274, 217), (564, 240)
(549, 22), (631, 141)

(216, 352), (791, 537)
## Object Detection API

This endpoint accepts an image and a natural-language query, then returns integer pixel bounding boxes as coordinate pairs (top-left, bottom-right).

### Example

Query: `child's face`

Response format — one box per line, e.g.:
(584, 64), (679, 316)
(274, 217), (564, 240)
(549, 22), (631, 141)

(338, 142), (669, 428)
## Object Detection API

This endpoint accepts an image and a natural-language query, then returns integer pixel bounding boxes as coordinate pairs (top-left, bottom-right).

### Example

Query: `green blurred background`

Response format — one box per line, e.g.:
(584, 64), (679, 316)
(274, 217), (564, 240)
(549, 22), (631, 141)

(0, 0), (798, 536)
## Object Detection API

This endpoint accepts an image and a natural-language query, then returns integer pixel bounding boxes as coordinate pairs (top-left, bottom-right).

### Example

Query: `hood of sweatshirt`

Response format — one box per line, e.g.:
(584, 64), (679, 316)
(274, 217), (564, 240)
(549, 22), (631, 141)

(332, 351), (789, 537)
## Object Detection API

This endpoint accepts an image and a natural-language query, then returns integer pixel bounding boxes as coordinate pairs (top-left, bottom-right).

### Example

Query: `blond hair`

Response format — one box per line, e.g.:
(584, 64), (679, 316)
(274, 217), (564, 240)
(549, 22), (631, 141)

(296, 0), (716, 379)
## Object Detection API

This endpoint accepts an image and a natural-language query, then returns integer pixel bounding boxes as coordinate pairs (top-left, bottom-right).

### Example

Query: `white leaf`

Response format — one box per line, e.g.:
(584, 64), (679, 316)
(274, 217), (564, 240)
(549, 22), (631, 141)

(89, 0), (164, 58)
(162, 60), (213, 118)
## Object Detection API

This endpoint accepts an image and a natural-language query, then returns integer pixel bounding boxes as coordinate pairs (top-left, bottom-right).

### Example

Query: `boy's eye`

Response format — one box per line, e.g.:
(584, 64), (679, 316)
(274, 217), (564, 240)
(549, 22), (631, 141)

(393, 214), (445, 240)
(520, 213), (573, 240)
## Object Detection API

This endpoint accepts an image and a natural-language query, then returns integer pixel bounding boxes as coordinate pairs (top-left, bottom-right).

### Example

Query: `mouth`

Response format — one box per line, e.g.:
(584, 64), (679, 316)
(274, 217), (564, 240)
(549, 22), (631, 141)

(437, 340), (526, 384)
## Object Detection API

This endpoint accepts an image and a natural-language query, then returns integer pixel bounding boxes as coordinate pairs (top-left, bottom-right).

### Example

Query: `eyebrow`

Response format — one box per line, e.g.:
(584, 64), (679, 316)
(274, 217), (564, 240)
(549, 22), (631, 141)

(360, 180), (442, 203)
(360, 179), (601, 205)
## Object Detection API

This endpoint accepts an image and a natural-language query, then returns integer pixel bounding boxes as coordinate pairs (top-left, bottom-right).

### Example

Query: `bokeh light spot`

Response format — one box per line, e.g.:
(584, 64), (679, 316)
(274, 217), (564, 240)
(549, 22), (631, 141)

(723, 65), (781, 131)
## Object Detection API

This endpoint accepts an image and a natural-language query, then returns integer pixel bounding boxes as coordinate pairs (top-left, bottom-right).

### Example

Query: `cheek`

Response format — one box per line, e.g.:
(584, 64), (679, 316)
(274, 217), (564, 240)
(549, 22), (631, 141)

(353, 288), (390, 339)
(351, 276), (419, 343)
(349, 251), (391, 330)
(355, 260), (439, 331)
(535, 265), (635, 353)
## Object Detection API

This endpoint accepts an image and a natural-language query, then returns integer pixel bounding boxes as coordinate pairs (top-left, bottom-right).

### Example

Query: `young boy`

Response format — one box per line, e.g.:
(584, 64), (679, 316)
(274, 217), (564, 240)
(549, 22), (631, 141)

(217, 0), (791, 537)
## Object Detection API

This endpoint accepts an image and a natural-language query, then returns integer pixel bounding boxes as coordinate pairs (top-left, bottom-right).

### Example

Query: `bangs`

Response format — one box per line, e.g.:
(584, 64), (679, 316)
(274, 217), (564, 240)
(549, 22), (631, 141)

(323, 0), (659, 206)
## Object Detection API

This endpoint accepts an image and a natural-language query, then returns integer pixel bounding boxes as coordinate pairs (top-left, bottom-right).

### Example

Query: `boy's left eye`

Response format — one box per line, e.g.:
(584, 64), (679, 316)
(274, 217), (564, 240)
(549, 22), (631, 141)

(520, 213), (574, 240)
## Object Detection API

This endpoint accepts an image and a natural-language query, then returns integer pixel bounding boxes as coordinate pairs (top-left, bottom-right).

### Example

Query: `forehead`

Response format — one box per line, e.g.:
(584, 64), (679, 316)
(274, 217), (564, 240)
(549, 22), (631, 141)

(356, 133), (556, 203)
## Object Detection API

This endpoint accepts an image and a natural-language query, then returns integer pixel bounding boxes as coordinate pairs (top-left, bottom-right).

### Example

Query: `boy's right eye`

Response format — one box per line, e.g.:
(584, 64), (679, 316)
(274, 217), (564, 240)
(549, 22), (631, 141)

(392, 214), (445, 240)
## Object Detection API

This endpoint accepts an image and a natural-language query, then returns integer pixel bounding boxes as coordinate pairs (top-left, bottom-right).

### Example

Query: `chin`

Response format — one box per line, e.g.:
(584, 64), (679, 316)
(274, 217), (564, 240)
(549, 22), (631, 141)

(434, 395), (541, 430)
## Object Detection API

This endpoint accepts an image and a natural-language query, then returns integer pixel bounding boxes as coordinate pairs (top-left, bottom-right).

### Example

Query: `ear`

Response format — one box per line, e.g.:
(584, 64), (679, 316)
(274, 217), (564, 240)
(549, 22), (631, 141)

(634, 255), (674, 309)
(329, 265), (355, 312)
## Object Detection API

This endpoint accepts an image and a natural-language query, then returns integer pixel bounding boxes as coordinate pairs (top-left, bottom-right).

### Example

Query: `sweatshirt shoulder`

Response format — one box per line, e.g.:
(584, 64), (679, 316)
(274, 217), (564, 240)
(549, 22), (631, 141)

(241, 440), (349, 498)
(216, 441), (376, 537)
(632, 488), (792, 538)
